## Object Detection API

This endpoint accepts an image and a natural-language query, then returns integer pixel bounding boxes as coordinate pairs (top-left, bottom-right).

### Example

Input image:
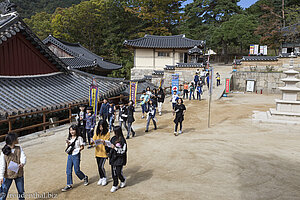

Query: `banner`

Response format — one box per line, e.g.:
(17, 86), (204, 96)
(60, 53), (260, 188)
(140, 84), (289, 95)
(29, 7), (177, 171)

(172, 74), (179, 95)
(225, 78), (230, 93)
(129, 81), (138, 105)
(249, 45), (255, 55)
(254, 45), (259, 55)
(159, 78), (164, 88)
(89, 78), (99, 115)
(263, 45), (268, 55)
(260, 46), (264, 55)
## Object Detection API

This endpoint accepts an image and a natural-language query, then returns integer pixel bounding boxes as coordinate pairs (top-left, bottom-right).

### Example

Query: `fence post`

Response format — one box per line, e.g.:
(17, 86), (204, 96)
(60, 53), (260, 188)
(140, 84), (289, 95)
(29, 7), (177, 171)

(43, 108), (46, 132)
(69, 104), (72, 123)
(8, 118), (12, 133)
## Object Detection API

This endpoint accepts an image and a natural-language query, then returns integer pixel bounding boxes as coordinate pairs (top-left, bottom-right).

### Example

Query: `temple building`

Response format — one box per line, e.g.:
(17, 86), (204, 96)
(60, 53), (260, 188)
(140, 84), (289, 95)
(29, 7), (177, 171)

(43, 35), (122, 76)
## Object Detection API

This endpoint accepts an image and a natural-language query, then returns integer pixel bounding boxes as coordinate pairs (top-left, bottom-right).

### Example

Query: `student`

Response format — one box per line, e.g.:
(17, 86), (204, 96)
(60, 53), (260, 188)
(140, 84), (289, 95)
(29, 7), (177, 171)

(118, 102), (128, 131)
(0, 133), (26, 200)
(76, 104), (87, 144)
(183, 82), (189, 99)
(140, 90), (149, 119)
(108, 101), (116, 132)
(145, 99), (157, 132)
(194, 73), (200, 86)
(151, 88), (158, 108)
(99, 98), (109, 123)
(171, 90), (179, 110)
(146, 86), (152, 97)
(173, 98), (186, 136)
(206, 73), (210, 89)
(216, 72), (221, 86)
(108, 126), (127, 193)
(189, 82), (195, 100)
(196, 82), (202, 101)
(126, 100), (136, 139)
(85, 106), (96, 149)
(157, 87), (165, 116)
(93, 120), (110, 186)
(62, 125), (88, 191)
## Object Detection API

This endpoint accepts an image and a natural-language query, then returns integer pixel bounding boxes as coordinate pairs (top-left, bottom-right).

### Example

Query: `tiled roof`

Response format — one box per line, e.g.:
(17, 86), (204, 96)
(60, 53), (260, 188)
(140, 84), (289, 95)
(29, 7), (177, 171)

(232, 59), (242, 65)
(164, 65), (175, 70)
(61, 57), (97, 69)
(0, 13), (68, 72)
(242, 56), (278, 61)
(282, 23), (300, 36)
(282, 42), (300, 48)
(43, 35), (122, 70)
(0, 70), (126, 119)
(152, 70), (164, 75)
(176, 63), (203, 68)
(124, 34), (205, 49)
(188, 46), (203, 55)
(278, 53), (298, 58)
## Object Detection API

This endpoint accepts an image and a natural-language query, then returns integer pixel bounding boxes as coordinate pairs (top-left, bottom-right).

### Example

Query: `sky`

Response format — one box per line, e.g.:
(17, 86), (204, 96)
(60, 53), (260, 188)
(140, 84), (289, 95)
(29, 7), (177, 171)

(183, 0), (259, 9)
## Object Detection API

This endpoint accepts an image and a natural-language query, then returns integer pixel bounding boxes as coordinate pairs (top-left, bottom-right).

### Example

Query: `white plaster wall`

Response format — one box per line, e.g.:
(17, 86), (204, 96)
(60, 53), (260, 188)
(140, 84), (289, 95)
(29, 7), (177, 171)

(135, 49), (154, 68)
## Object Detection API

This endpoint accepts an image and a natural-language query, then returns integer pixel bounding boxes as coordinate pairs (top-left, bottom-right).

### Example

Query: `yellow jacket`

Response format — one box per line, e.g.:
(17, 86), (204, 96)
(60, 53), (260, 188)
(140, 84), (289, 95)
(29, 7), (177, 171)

(92, 130), (110, 158)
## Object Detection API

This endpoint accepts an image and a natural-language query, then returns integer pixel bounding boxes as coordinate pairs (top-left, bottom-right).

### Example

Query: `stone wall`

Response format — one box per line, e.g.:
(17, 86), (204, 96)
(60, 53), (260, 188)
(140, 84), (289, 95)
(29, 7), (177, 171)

(131, 68), (153, 80)
(164, 68), (201, 88)
(232, 71), (300, 94)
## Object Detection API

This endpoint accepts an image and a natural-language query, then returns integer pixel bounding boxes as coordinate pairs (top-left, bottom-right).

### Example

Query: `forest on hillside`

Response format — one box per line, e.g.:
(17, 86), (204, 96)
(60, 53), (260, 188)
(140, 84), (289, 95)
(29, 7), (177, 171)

(17, 0), (300, 78)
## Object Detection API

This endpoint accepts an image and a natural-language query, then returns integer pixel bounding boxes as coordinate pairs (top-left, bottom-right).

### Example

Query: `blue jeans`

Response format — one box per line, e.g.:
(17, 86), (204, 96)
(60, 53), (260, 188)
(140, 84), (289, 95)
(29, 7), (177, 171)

(66, 153), (86, 185)
(127, 122), (135, 137)
(189, 91), (195, 100)
(0, 176), (24, 200)
(86, 129), (93, 144)
(172, 103), (176, 110)
(141, 104), (146, 114)
(109, 115), (114, 131)
(197, 92), (201, 100)
(146, 116), (157, 131)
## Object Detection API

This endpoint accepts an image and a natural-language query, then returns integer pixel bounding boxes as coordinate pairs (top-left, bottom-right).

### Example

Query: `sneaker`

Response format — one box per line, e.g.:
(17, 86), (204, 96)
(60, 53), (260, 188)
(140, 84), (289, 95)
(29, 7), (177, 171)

(88, 145), (93, 149)
(126, 135), (130, 139)
(179, 130), (182, 134)
(101, 177), (107, 186)
(110, 186), (118, 193)
(120, 179), (126, 188)
(159, 112), (162, 116)
(145, 130), (148, 132)
(97, 178), (103, 186)
(141, 116), (144, 119)
(84, 176), (89, 186)
(62, 185), (72, 192)
(154, 127), (157, 130)
(132, 132), (136, 137)
(174, 131), (178, 136)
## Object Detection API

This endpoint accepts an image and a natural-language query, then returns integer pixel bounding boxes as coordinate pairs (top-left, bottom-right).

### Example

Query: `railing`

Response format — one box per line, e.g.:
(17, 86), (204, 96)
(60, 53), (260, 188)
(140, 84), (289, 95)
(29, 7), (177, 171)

(0, 84), (179, 140)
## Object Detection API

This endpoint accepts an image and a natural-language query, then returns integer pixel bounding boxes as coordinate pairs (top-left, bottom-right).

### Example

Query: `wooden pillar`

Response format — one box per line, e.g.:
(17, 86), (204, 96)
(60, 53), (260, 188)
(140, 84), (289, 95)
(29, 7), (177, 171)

(8, 119), (12, 133)
(43, 108), (46, 132)
(69, 104), (72, 123)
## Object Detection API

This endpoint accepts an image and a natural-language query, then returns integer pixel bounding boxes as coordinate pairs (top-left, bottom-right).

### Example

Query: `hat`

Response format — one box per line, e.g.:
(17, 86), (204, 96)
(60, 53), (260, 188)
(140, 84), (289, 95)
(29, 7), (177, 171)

(86, 106), (93, 110)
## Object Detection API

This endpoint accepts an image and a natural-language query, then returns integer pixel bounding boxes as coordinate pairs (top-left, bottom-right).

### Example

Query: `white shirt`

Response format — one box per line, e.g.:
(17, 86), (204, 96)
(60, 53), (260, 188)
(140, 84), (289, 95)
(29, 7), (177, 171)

(67, 136), (84, 155)
(0, 146), (26, 180)
(172, 94), (179, 103)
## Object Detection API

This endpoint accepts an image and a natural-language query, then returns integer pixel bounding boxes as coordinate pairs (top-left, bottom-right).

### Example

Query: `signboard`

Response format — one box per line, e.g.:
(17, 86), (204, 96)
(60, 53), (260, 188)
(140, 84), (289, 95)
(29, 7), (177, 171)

(89, 78), (99, 115)
(246, 80), (255, 92)
(225, 78), (230, 93)
(249, 45), (255, 55)
(129, 81), (138, 105)
(172, 74), (179, 95)
(159, 78), (164, 88)
(263, 45), (267, 55)
(254, 45), (259, 55)
(260, 46), (264, 55)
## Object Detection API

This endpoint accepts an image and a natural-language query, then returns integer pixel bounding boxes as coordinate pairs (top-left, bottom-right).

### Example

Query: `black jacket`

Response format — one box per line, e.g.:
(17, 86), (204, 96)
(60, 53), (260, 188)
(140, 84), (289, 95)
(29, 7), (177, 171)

(119, 106), (128, 122)
(157, 90), (165, 103)
(77, 111), (86, 127)
(109, 136), (127, 166)
(127, 105), (135, 123)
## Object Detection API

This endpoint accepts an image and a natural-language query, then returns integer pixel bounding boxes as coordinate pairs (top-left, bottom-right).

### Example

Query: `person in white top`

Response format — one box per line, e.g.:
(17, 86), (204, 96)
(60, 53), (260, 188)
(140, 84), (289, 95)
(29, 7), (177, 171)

(62, 124), (89, 192)
(0, 132), (26, 200)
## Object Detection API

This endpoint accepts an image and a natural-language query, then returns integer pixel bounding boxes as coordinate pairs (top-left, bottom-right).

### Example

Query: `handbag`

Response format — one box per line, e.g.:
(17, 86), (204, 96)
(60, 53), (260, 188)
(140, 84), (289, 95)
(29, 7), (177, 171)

(65, 136), (78, 155)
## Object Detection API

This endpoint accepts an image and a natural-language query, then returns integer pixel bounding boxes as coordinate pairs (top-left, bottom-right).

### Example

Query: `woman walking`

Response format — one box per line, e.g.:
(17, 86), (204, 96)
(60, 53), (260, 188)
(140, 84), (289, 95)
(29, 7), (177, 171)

(157, 87), (165, 116)
(108, 126), (127, 193)
(93, 120), (110, 186)
(126, 100), (136, 139)
(145, 99), (157, 132)
(173, 98), (186, 136)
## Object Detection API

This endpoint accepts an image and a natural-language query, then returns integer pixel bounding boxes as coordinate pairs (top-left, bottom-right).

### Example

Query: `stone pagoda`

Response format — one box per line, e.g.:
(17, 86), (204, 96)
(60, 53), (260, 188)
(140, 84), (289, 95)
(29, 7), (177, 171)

(269, 52), (300, 119)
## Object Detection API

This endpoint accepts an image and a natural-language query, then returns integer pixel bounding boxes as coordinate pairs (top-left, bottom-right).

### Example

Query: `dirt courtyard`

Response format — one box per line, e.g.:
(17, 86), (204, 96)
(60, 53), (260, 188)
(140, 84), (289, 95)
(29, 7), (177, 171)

(5, 93), (300, 200)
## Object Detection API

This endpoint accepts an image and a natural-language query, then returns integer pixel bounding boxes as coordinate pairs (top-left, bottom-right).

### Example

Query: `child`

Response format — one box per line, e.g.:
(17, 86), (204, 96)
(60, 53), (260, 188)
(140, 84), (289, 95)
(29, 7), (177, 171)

(151, 88), (158, 108)
(108, 101), (116, 132)
(85, 106), (96, 149)
(126, 100), (136, 139)
(189, 82), (195, 100)
(76, 104), (87, 144)
(145, 99), (157, 132)
(62, 125), (88, 191)
(157, 87), (165, 116)
(194, 73), (200, 86)
(146, 86), (152, 97)
(173, 98), (186, 136)
(93, 120), (110, 186)
(108, 126), (127, 193)
(0, 133), (26, 199)
(216, 72), (221, 86)
(196, 83), (202, 101)
(99, 98), (109, 123)
(171, 90), (179, 110)
(139, 90), (149, 119)
(183, 82), (189, 99)
(118, 102), (128, 131)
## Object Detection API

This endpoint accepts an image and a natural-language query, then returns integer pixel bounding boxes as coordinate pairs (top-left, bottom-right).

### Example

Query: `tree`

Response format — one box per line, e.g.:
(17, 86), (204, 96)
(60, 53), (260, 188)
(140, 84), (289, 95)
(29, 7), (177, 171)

(23, 12), (53, 39)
